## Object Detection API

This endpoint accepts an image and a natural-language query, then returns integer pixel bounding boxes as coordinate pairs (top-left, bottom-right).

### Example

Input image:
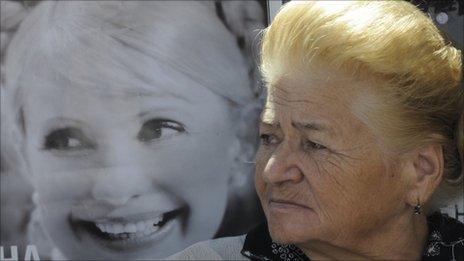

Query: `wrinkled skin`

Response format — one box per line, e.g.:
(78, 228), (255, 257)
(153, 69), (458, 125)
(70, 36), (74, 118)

(255, 70), (429, 260)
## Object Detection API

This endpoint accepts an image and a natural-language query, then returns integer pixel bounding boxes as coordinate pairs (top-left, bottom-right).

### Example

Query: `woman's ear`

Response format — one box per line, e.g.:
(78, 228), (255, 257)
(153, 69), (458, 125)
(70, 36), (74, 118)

(1, 100), (32, 180)
(405, 143), (444, 208)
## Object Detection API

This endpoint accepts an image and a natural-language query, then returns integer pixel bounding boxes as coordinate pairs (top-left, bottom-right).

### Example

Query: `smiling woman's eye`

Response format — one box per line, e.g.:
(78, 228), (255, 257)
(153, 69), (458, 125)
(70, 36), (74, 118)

(260, 133), (279, 146)
(44, 127), (95, 151)
(137, 119), (185, 142)
(302, 140), (327, 152)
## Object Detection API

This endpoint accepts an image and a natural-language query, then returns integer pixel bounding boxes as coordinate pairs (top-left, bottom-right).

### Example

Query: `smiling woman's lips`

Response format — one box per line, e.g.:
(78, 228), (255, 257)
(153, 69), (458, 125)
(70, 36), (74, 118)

(72, 208), (186, 251)
(95, 214), (163, 235)
(69, 193), (187, 250)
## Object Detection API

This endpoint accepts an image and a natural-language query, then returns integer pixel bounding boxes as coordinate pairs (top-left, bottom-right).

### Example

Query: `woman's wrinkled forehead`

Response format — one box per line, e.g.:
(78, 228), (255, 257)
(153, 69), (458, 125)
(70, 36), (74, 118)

(262, 67), (380, 128)
(14, 1), (253, 104)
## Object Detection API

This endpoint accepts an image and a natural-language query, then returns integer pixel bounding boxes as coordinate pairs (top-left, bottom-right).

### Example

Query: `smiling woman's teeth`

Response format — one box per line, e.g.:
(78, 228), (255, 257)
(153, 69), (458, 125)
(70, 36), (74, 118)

(95, 216), (163, 236)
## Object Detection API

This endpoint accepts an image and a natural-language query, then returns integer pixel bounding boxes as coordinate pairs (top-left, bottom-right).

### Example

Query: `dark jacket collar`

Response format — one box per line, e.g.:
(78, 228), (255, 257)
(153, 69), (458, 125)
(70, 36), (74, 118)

(241, 212), (464, 261)
(240, 220), (308, 261)
(422, 212), (464, 260)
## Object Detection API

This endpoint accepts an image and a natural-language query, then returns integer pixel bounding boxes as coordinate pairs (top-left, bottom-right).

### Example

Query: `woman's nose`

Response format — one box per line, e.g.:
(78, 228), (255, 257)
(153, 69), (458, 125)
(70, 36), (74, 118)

(91, 166), (147, 205)
(90, 136), (149, 205)
(262, 143), (304, 185)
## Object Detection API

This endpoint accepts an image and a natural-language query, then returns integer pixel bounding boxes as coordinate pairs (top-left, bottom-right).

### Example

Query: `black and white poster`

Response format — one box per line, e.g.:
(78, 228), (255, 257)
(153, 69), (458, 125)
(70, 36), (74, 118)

(1, 1), (267, 260)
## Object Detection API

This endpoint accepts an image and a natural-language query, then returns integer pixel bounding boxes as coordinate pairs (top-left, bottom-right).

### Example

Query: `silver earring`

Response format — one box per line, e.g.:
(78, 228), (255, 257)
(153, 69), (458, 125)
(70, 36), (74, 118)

(413, 200), (422, 215)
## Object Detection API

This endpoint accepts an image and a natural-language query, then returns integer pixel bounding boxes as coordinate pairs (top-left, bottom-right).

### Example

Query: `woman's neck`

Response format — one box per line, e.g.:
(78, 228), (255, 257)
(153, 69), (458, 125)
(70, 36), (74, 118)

(298, 213), (429, 260)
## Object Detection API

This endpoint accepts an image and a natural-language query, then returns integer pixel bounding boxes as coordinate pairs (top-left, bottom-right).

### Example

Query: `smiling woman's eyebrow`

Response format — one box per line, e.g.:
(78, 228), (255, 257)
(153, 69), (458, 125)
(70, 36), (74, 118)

(137, 106), (193, 119)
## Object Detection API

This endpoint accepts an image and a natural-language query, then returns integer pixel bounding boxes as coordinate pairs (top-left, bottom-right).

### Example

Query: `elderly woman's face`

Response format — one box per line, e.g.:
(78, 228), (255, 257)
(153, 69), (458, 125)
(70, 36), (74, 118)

(255, 71), (409, 247)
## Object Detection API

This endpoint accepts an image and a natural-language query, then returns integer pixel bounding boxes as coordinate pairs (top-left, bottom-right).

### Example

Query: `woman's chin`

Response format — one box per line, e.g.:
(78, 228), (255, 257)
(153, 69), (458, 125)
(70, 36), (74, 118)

(267, 212), (321, 244)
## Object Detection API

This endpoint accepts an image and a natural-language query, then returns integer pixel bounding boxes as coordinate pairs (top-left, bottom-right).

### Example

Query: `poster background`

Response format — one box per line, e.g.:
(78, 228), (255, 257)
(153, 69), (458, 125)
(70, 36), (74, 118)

(1, 1), (267, 260)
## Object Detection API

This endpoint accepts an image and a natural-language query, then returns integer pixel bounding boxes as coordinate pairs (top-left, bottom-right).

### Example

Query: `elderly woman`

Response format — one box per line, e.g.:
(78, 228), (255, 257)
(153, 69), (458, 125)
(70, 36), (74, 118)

(169, 1), (464, 260)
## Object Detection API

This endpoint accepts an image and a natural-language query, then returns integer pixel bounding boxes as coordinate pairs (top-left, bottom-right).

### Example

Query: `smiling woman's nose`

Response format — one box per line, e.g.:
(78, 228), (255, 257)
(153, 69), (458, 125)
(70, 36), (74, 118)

(91, 166), (148, 205)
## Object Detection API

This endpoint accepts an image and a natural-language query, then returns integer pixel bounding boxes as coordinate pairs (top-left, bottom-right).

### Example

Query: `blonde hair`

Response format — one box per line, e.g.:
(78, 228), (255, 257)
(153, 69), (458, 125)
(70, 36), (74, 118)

(261, 1), (463, 182)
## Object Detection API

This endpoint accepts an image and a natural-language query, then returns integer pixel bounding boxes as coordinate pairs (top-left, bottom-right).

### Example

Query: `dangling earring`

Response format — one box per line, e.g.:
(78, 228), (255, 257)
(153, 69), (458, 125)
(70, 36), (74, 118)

(413, 200), (422, 215)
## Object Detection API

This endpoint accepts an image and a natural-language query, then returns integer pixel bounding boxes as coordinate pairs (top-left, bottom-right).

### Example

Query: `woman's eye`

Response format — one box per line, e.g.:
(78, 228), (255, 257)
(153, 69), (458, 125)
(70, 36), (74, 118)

(137, 119), (185, 142)
(302, 140), (327, 151)
(44, 127), (95, 151)
(260, 134), (279, 146)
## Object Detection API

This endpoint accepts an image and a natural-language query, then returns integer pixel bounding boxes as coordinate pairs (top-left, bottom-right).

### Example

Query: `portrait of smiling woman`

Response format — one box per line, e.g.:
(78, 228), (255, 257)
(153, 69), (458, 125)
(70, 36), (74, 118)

(170, 1), (464, 260)
(1, 1), (265, 260)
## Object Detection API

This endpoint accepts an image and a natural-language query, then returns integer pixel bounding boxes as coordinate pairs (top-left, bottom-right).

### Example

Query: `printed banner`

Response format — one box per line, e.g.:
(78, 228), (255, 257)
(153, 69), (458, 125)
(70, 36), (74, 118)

(1, 1), (267, 260)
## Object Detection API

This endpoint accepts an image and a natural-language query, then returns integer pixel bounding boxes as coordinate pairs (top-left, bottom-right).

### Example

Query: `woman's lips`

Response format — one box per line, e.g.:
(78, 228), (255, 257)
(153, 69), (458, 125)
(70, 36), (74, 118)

(69, 193), (187, 250)
(94, 211), (166, 237)
(73, 208), (182, 245)
(269, 198), (312, 210)
(95, 215), (163, 234)
(71, 208), (186, 251)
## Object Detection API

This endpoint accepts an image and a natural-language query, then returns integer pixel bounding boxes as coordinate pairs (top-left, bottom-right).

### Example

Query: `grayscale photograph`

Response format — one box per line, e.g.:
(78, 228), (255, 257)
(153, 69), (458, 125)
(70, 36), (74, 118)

(1, 1), (266, 260)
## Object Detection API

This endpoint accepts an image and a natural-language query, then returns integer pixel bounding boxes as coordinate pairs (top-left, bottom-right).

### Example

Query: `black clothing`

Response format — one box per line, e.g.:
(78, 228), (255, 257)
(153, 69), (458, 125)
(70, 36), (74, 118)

(241, 212), (464, 261)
